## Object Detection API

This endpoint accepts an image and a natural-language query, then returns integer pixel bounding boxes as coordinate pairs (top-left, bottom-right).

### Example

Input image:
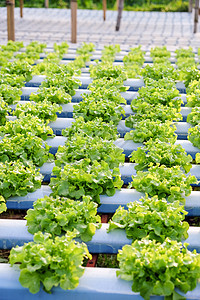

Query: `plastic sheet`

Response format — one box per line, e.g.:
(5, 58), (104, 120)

(25, 75), (45, 87)
(3, 263), (200, 300)
(59, 52), (179, 63)
(46, 136), (67, 154)
(16, 118), (187, 137)
(0, 221), (199, 253)
(6, 185), (52, 209)
(1, 133), (197, 159)
(21, 87), (91, 102)
(31, 48), (179, 60)
(25, 76), (187, 93)
(44, 137), (199, 158)
(12, 100), (191, 121)
(120, 163), (200, 184)
(114, 138), (200, 159)
(38, 162), (200, 185)
(5, 186), (200, 216)
(21, 86), (187, 107)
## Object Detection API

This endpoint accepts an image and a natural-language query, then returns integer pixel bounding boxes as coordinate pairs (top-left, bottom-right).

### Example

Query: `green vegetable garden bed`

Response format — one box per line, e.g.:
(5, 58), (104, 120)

(0, 41), (200, 299)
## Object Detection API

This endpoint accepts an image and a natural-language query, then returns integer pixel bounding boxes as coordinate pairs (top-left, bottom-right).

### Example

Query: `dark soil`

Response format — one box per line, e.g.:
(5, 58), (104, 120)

(0, 249), (10, 263)
(0, 209), (27, 220)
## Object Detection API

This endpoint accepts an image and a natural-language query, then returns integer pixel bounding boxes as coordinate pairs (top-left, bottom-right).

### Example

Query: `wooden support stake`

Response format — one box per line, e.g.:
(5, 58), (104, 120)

(116, 0), (119, 10)
(188, 0), (193, 12)
(6, 0), (15, 41)
(194, 0), (199, 33)
(116, 0), (124, 31)
(71, 0), (77, 43)
(45, 0), (49, 8)
(103, 0), (106, 21)
(86, 254), (98, 268)
(101, 214), (109, 223)
(20, 0), (23, 18)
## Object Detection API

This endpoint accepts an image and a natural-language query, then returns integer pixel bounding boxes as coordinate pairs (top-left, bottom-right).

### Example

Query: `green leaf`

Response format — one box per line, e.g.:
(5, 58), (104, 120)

(43, 275), (60, 292)
(108, 195), (188, 243)
(19, 269), (41, 294)
(50, 159), (122, 203)
(117, 238), (200, 300)
(0, 161), (42, 199)
(26, 195), (101, 241)
(10, 232), (91, 294)
(196, 153), (200, 164)
(172, 290), (186, 300)
(153, 280), (174, 296)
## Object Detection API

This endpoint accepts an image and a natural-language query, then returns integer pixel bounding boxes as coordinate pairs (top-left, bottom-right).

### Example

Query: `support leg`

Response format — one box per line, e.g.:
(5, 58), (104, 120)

(71, 0), (77, 43)
(20, 0), (23, 17)
(103, 0), (106, 21)
(7, 0), (15, 41)
(116, 0), (124, 31)
(194, 0), (199, 33)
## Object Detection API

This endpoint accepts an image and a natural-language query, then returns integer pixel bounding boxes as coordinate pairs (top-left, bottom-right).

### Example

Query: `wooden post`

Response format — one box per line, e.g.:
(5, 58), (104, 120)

(103, 0), (106, 21)
(71, 0), (77, 43)
(188, 0), (193, 12)
(194, 0), (199, 33)
(20, 0), (23, 18)
(86, 254), (98, 268)
(116, 0), (124, 31)
(116, 0), (119, 10)
(45, 0), (49, 8)
(6, 0), (15, 41)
